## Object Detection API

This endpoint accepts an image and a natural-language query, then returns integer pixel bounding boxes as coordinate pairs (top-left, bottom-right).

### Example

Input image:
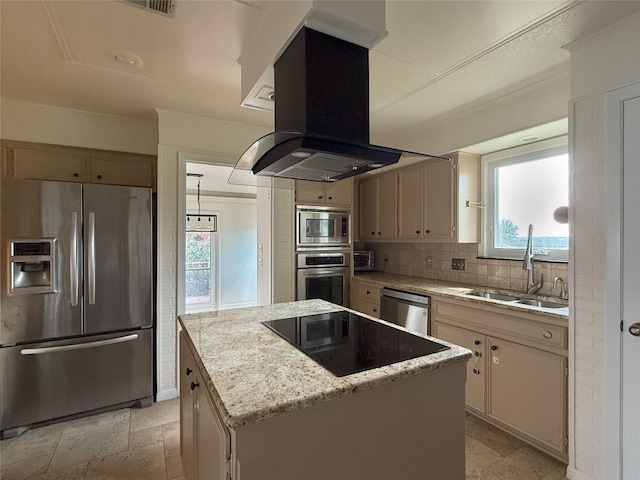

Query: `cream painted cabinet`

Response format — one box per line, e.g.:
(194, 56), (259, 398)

(4, 144), (87, 182)
(398, 154), (478, 242)
(2, 141), (156, 188)
(431, 296), (568, 461)
(295, 179), (352, 206)
(89, 153), (155, 188)
(487, 337), (566, 453)
(180, 332), (230, 480)
(433, 322), (485, 412)
(351, 278), (382, 318)
(362, 152), (479, 243)
(359, 173), (397, 240)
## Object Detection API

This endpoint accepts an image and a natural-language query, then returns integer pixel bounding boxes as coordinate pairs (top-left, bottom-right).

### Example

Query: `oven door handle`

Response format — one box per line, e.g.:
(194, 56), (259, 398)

(300, 268), (349, 276)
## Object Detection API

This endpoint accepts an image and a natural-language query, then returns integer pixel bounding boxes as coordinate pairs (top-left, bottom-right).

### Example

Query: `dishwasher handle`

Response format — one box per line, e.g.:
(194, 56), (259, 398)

(380, 287), (430, 306)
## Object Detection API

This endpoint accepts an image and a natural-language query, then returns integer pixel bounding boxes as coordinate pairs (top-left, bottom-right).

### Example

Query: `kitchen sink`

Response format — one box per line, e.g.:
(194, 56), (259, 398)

(466, 291), (521, 302)
(514, 299), (568, 309)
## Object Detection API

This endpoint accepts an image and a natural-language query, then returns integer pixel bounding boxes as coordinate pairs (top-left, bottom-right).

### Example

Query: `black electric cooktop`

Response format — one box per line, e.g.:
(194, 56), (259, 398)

(262, 310), (450, 377)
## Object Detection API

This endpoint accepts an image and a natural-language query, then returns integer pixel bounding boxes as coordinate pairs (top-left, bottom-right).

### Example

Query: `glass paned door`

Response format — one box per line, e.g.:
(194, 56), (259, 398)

(185, 231), (216, 309)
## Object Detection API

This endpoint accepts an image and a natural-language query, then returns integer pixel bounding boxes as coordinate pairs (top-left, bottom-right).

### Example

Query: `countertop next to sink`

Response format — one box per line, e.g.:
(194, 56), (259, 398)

(178, 299), (471, 430)
(354, 272), (569, 319)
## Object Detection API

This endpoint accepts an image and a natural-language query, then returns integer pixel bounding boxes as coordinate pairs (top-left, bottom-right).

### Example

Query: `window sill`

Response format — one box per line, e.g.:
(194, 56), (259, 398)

(476, 256), (568, 264)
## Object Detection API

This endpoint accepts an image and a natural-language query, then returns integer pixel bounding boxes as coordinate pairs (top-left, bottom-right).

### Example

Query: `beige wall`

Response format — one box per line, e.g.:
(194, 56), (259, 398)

(156, 109), (270, 399)
(0, 99), (158, 154)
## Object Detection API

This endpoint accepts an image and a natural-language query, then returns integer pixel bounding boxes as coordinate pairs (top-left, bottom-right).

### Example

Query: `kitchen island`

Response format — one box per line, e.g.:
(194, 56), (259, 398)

(178, 299), (471, 480)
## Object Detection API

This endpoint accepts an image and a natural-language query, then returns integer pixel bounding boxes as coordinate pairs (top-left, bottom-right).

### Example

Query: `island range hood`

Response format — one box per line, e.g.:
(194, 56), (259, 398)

(234, 27), (446, 183)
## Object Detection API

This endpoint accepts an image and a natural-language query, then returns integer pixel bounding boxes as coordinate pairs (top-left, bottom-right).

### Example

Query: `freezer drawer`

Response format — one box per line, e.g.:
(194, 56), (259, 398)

(0, 328), (153, 435)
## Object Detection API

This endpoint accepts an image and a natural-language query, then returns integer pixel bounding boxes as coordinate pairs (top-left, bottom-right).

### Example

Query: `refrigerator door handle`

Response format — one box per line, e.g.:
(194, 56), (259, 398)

(20, 333), (139, 355)
(88, 211), (96, 305)
(70, 211), (79, 307)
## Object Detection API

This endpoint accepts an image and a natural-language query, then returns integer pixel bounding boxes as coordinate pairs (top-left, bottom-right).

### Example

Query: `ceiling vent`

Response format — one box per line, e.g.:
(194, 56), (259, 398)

(126, 0), (176, 18)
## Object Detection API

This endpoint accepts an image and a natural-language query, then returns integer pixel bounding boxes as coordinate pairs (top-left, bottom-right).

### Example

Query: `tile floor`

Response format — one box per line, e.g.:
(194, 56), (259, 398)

(0, 398), (567, 480)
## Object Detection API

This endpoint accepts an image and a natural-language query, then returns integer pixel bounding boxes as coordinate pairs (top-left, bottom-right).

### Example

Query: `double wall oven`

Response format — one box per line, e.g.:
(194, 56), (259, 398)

(296, 206), (350, 307)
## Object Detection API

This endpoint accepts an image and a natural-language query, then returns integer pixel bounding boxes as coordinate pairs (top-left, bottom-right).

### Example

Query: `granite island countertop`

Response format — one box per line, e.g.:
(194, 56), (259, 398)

(353, 272), (569, 319)
(178, 299), (471, 430)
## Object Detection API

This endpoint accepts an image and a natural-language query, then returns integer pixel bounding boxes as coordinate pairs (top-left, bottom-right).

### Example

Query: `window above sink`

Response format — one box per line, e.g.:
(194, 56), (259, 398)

(480, 137), (569, 263)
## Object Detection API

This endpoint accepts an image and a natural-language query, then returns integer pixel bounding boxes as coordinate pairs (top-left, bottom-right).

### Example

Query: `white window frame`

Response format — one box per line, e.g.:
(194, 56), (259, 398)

(184, 216), (220, 314)
(481, 136), (569, 262)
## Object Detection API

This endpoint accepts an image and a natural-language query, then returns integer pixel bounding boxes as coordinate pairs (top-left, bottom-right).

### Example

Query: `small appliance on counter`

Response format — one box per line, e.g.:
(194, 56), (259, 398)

(354, 250), (375, 272)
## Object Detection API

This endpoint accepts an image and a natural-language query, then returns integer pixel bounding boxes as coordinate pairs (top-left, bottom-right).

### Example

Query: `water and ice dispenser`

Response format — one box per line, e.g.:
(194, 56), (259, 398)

(9, 239), (57, 294)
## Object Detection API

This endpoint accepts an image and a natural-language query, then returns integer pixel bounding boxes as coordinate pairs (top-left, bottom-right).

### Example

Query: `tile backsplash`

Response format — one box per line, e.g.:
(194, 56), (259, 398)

(360, 242), (568, 297)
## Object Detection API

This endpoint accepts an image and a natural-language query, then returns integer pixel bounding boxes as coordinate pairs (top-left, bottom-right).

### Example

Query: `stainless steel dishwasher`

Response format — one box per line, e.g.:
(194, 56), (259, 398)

(380, 288), (430, 335)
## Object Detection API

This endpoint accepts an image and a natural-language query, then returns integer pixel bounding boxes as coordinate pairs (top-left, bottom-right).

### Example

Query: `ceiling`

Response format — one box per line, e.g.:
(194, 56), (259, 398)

(2, 1), (639, 152)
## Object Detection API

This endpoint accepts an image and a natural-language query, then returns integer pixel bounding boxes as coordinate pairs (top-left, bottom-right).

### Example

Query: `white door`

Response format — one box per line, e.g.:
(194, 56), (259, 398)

(621, 87), (640, 479)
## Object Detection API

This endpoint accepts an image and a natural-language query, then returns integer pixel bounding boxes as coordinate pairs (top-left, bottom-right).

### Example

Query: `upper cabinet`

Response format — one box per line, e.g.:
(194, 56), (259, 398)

(2, 141), (157, 189)
(295, 178), (353, 206)
(359, 172), (398, 240)
(359, 152), (480, 243)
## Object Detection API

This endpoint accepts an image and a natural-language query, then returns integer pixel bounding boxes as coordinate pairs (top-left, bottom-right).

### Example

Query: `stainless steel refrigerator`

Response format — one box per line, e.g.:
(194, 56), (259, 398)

(0, 177), (153, 438)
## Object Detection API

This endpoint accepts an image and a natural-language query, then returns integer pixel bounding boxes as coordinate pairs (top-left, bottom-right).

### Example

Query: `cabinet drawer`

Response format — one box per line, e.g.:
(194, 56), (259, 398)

(434, 301), (567, 350)
(359, 299), (380, 318)
(357, 283), (381, 301)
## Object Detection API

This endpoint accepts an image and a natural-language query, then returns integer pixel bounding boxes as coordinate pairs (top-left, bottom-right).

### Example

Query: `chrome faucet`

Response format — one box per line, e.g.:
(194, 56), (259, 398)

(553, 276), (569, 300)
(523, 224), (543, 294)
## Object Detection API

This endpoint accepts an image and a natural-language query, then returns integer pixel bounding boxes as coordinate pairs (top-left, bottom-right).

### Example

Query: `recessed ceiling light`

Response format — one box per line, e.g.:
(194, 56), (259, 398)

(518, 135), (540, 143)
(291, 152), (311, 158)
(114, 53), (143, 67)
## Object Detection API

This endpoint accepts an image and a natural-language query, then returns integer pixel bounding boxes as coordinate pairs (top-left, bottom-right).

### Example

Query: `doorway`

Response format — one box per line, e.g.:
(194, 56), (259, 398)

(183, 161), (258, 312)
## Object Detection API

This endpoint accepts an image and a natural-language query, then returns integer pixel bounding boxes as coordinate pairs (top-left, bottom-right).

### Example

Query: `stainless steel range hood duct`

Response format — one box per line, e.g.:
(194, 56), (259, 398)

(233, 27), (446, 184)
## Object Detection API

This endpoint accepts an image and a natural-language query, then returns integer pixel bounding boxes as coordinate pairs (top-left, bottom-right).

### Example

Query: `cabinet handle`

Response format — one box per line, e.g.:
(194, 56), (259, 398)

(542, 330), (553, 339)
(425, 230), (431, 234)
(97, 174), (103, 180)
(73, 172), (80, 178)
(371, 231), (375, 236)
(491, 345), (498, 351)
(416, 230), (420, 234)
(185, 368), (192, 376)
(328, 196), (333, 200)
(377, 232), (381, 235)
(474, 340), (481, 345)
(474, 351), (481, 357)
(318, 196), (323, 199)
(373, 308), (378, 313)
(366, 291), (370, 294)
(190, 381), (199, 391)
(472, 368), (480, 375)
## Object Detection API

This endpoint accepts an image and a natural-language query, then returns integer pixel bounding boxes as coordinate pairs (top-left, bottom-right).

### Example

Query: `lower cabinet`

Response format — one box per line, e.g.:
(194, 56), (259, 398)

(350, 278), (381, 318)
(180, 332), (230, 480)
(487, 337), (566, 453)
(433, 323), (485, 413)
(432, 297), (568, 461)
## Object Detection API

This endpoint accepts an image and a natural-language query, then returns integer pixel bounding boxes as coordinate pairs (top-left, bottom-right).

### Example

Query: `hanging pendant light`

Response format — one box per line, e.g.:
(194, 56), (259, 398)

(186, 173), (217, 232)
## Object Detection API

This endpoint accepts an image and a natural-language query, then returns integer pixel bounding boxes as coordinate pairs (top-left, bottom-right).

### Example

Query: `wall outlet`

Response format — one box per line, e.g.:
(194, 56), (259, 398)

(452, 258), (466, 271)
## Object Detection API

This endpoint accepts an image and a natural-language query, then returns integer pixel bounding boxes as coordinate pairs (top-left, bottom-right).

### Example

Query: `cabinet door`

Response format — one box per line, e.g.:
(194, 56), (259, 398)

(295, 180), (325, 204)
(360, 178), (378, 239)
(89, 153), (155, 187)
(488, 337), (566, 452)
(398, 167), (424, 239)
(325, 178), (352, 205)
(196, 383), (230, 480)
(424, 159), (454, 240)
(434, 323), (485, 412)
(377, 173), (398, 239)
(179, 333), (197, 480)
(8, 146), (86, 182)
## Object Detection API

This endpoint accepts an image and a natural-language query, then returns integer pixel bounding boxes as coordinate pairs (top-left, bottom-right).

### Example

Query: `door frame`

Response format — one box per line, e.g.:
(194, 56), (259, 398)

(604, 81), (640, 479)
